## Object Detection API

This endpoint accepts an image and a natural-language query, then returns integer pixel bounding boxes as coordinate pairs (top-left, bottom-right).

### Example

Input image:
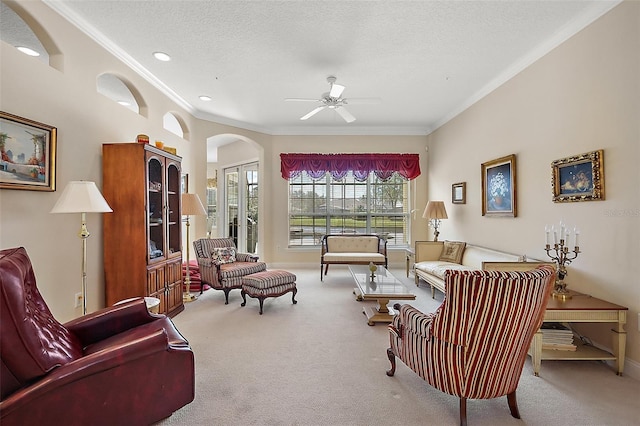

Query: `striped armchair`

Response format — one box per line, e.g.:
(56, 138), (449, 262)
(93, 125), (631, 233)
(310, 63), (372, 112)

(193, 238), (267, 304)
(387, 266), (555, 426)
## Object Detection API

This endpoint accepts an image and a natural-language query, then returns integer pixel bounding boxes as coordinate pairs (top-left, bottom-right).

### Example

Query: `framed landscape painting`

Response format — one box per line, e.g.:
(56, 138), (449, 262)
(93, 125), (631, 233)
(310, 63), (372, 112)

(551, 149), (604, 203)
(0, 112), (57, 191)
(481, 154), (517, 217)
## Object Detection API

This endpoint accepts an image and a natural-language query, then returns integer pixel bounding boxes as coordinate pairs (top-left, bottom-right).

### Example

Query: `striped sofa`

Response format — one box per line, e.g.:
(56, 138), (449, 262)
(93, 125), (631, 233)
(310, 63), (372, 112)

(387, 266), (555, 426)
(193, 238), (266, 304)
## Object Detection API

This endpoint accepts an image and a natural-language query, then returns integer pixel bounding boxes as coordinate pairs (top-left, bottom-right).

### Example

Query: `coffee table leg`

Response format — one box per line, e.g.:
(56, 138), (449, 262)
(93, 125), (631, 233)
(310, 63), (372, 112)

(377, 298), (390, 314)
(362, 298), (394, 325)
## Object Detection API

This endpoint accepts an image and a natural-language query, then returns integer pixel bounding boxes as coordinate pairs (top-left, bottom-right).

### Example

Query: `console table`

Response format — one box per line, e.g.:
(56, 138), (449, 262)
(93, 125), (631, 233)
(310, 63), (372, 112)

(529, 291), (627, 376)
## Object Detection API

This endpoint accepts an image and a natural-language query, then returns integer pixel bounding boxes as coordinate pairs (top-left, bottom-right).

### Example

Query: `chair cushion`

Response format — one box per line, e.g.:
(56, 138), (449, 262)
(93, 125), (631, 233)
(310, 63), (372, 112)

(219, 261), (267, 279)
(439, 241), (466, 264)
(0, 247), (83, 398)
(211, 247), (236, 264)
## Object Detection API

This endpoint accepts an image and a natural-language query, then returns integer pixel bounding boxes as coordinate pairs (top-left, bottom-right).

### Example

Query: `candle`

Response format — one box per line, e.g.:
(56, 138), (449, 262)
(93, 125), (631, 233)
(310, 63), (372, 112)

(552, 225), (558, 244)
(574, 228), (580, 247)
(565, 228), (571, 246)
(545, 226), (550, 245)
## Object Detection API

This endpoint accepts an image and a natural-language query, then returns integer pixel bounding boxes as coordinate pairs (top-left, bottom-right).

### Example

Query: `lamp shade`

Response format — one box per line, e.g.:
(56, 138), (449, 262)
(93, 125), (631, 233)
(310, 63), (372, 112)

(182, 193), (207, 216)
(50, 181), (112, 213)
(422, 201), (448, 220)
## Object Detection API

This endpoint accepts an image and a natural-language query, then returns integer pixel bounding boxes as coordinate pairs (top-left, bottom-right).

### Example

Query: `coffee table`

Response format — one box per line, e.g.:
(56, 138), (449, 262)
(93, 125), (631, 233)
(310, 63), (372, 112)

(349, 265), (416, 325)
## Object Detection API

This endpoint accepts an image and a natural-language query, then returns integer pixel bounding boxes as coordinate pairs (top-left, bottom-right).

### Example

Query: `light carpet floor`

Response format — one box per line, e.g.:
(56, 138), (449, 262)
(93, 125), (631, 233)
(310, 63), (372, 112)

(159, 267), (640, 426)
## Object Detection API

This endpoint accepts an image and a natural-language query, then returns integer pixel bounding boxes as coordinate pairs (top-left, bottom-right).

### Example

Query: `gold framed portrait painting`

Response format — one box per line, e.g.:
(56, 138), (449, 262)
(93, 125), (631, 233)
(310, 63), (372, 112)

(552, 150), (604, 203)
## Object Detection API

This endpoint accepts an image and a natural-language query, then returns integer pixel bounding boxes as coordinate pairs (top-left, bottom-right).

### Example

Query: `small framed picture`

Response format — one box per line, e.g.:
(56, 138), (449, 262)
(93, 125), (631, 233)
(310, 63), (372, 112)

(551, 150), (604, 202)
(481, 154), (517, 217)
(181, 173), (189, 194)
(452, 182), (466, 204)
(0, 111), (57, 191)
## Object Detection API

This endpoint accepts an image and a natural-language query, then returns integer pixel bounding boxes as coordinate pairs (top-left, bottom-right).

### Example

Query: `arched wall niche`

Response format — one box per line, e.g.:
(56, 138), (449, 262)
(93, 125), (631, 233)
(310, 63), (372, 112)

(2, 0), (63, 71)
(96, 72), (148, 117)
(163, 112), (189, 140)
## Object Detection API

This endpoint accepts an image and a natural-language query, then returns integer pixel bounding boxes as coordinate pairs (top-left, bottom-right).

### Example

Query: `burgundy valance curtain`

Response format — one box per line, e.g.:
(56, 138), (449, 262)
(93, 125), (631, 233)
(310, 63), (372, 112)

(280, 153), (421, 182)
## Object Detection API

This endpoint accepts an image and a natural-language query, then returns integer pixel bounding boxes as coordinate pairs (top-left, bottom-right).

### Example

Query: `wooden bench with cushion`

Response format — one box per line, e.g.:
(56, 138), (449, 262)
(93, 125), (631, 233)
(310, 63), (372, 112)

(320, 234), (387, 281)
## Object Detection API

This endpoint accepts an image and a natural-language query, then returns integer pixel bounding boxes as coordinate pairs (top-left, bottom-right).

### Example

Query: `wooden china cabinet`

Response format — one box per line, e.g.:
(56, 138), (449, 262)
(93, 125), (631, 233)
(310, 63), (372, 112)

(102, 143), (184, 317)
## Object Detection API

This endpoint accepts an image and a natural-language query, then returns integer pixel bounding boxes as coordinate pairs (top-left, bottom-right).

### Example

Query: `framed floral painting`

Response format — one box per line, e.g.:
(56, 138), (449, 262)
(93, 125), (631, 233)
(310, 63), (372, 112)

(481, 154), (517, 217)
(551, 149), (604, 203)
(0, 111), (57, 191)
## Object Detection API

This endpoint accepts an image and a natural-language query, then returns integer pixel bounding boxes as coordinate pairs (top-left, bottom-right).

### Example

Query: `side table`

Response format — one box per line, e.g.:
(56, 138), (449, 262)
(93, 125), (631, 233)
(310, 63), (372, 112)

(529, 290), (627, 376)
(405, 248), (415, 278)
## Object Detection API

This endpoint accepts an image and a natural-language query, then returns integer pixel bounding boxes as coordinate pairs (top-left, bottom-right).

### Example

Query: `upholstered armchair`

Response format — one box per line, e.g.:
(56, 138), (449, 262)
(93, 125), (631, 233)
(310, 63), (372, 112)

(0, 247), (195, 426)
(387, 266), (555, 426)
(193, 238), (266, 303)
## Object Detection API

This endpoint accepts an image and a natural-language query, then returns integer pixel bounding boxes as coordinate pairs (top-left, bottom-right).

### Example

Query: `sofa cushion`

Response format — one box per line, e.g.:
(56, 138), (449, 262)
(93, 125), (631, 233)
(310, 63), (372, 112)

(323, 252), (386, 263)
(439, 241), (466, 264)
(211, 247), (236, 264)
(415, 261), (475, 280)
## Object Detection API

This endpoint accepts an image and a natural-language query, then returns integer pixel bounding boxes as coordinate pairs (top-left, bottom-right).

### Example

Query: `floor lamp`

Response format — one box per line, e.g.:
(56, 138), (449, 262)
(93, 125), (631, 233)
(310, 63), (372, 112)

(423, 201), (448, 242)
(51, 181), (112, 315)
(182, 193), (207, 302)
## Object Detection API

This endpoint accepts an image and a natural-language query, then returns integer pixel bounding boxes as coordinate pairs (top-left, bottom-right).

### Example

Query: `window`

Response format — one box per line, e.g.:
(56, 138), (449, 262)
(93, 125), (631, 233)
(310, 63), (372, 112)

(288, 172), (409, 247)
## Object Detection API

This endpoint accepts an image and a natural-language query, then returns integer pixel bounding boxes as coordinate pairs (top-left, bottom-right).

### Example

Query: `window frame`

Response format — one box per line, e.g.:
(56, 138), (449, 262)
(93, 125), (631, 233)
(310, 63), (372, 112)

(287, 172), (410, 248)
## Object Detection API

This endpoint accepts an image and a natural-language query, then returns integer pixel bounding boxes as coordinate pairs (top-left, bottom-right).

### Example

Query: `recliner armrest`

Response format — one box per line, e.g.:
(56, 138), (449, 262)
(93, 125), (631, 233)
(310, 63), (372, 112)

(64, 299), (156, 347)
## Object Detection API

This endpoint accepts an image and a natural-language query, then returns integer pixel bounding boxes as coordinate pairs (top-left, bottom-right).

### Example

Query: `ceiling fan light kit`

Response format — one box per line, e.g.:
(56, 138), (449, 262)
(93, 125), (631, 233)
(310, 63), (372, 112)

(286, 76), (380, 123)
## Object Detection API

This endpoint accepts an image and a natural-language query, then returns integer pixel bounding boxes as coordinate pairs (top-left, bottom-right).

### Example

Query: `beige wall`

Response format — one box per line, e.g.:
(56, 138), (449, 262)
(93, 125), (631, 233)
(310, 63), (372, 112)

(260, 135), (428, 267)
(427, 2), (639, 364)
(1, 0), (638, 371)
(0, 1), (200, 320)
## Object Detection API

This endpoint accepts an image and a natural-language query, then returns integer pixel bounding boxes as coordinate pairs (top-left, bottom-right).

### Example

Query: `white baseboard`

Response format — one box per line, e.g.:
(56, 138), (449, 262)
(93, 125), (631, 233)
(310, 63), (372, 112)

(616, 357), (640, 380)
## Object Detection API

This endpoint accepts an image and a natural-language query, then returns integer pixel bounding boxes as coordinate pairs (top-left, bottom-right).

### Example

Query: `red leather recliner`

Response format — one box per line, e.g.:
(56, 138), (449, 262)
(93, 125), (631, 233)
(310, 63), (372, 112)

(0, 247), (195, 425)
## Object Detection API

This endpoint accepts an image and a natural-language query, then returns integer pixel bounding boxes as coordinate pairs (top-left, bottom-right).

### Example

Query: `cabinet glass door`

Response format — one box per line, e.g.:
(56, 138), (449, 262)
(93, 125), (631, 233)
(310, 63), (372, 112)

(166, 161), (181, 257)
(147, 156), (164, 262)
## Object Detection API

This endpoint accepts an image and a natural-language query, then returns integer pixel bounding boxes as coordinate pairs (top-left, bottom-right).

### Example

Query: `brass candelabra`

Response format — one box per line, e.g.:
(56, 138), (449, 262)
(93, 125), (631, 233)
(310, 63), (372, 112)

(545, 224), (581, 300)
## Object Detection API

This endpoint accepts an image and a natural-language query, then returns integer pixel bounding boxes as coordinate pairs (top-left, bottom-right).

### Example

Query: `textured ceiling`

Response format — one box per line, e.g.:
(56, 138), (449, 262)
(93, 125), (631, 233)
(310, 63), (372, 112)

(44, 0), (619, 135)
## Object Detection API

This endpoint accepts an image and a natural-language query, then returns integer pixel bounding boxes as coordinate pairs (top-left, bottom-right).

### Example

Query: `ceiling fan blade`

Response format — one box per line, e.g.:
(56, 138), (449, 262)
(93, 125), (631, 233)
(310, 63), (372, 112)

(343, 97), (382, 105)
(336, 106), (356, 123)
(285, 98), (321, 102)
(329, 83), (345, 98)
(300, 106), (326, 120)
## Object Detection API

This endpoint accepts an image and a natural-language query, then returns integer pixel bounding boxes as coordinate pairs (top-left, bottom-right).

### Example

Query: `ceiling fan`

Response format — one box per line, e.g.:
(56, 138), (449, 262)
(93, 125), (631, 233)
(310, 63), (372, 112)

(285, 76), (381, 123)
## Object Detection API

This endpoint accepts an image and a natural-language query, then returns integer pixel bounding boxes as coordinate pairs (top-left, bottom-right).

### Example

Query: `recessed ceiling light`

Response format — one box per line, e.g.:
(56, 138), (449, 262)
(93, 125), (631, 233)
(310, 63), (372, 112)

(17, 46), (40, 57)
(153, 51), (171, 62)
(199, 95), (212, 101)
(117, 100), (131, 106)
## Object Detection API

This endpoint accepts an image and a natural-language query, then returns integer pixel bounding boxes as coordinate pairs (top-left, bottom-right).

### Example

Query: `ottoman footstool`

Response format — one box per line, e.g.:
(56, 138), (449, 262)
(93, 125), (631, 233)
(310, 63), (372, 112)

(241, 270), (297, 314)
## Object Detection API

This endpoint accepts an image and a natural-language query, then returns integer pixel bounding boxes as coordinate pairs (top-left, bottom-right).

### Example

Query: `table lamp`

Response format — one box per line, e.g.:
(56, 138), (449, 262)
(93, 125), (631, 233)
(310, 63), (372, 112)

(51, 181), (112, 315)
(423, 201), (448, 242)
(182, 193), (207, 302)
